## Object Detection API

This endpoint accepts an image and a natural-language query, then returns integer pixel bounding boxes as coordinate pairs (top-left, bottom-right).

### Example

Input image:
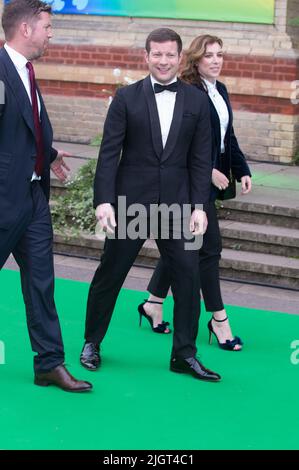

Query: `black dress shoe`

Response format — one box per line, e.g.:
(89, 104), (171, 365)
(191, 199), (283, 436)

(34, 364), (92, 392)
(80, 342), (101, 371)
(170, 356), (221, 382)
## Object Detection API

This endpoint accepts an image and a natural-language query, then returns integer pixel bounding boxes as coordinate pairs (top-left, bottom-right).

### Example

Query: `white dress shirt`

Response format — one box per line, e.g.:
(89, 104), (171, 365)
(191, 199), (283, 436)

(4, 43), (42, 180)
(151, 75), (177, 148)
(203, 78), (229, 153)
(4, 43), (41, 113)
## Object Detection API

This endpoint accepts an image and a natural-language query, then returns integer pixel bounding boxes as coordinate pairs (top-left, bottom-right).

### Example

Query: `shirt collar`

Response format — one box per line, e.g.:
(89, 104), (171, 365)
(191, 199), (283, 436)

(150, 75), (178, 90)
(202, 78), (217, 94)
(4, 43), (28, 71)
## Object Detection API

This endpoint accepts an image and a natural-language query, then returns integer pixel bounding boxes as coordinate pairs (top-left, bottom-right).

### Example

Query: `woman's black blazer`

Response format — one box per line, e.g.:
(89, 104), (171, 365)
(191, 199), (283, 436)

(195, 80), (251, 200)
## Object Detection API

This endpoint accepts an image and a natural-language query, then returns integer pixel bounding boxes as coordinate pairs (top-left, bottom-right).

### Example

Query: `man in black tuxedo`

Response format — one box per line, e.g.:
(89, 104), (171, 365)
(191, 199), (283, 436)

(0, 0), (92, 392)
(80, 28), (221, 381)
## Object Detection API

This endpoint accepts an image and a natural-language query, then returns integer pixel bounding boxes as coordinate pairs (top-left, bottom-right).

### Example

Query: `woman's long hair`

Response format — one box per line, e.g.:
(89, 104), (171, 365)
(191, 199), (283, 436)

(180, 34), (223, 88)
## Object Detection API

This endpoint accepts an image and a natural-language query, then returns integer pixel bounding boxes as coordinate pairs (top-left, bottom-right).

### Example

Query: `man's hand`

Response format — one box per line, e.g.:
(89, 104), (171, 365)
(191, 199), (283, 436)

(212, 168), (229, 190)
(50, 149), (71, 182)
(241, 175), (252, 195)
(95, 203), (116, 234)
(189, 209), (208, 236)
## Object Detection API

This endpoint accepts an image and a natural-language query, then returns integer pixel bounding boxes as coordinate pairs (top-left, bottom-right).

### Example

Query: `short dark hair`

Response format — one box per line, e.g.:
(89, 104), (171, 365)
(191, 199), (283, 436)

(145, 28), (182, 55)
(2, 0), (52, 41)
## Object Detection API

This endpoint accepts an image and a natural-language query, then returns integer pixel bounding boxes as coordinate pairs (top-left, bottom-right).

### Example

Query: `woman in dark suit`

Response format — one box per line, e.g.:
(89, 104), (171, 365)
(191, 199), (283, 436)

(139, 34), (252, 350)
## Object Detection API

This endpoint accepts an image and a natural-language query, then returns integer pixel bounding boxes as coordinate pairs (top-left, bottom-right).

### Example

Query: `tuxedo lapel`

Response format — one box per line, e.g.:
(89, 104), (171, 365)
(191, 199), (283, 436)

(161, 79), (184, 163)
(216, 82), (232, 174)
(143, 76), (163, 159)
(217, 81), (233, 129)
(0, 48), (35, 137)
(208, 95), (221, 146)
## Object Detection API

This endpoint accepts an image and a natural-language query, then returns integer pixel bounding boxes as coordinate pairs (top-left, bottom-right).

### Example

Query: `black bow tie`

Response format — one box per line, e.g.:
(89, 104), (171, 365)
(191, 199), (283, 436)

(154, 82), (178, 94)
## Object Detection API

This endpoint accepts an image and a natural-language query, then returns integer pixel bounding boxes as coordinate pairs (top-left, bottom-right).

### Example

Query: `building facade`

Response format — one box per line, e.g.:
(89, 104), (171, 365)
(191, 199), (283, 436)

(0, 0), (298, 163)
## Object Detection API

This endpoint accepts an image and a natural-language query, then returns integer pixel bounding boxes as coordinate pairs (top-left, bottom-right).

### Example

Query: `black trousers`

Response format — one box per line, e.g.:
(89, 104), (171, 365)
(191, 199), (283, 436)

(148, 202), (224, 312)
(85, 215), (201, 359)
(0, 182), (64, 373)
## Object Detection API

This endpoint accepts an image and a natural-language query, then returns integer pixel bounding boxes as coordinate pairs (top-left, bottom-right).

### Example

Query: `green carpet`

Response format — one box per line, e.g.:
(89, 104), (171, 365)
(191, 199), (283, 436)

(1, 268), (299, 450)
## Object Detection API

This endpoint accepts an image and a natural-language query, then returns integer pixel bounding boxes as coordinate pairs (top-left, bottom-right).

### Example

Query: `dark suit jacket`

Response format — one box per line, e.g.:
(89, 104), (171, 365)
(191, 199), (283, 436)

(0, 47), (57, 229)
(94, 76), (212, 211)
(196, 80), (251, 200)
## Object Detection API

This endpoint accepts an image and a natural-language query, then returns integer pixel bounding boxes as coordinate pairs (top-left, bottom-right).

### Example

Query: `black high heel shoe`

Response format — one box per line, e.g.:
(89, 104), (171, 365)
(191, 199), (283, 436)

(138, 300), (171, 334)
(207, 316), (243, 351)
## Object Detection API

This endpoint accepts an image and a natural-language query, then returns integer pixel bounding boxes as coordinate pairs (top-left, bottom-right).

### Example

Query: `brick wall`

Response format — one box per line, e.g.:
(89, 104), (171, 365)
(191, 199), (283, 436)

(34, 43), (299, 81)
(234, 112), (299, 162)
(0, 0), (298, 162)
(286, 0), (299, 48)
(43, 94), (107, 143)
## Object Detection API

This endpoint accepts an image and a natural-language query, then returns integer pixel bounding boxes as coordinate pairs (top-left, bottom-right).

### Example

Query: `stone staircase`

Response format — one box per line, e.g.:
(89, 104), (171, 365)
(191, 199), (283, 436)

(50, 146), (299, 290)
(218, 200), (299, 289)
(52, 196), (299, 290)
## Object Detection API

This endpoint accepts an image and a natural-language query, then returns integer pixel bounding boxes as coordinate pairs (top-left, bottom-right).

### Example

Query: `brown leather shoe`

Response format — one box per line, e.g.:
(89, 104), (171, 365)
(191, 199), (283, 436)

(34, 364), (92, 392)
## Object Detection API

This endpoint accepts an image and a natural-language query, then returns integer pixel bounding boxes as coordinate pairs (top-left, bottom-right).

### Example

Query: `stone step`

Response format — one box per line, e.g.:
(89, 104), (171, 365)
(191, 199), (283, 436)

(51, 179), (65, 197)
(220, 249), (299, 290)
(53, 232), (299, 290)
(218, 185), (299, 229)
(53, 232), (159, 267)
(219, 220), (299, 257)
(218, 201), (299, 229)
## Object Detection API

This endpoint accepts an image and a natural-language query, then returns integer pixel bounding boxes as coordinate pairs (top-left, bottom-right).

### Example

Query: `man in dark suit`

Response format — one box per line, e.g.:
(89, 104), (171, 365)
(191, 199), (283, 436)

(0, 0), (92, 392)
(80, 28), (221, 382)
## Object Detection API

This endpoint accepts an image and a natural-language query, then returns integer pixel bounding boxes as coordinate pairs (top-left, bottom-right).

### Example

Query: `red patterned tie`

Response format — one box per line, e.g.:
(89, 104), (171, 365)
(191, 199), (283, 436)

(26, 61), (44, 176)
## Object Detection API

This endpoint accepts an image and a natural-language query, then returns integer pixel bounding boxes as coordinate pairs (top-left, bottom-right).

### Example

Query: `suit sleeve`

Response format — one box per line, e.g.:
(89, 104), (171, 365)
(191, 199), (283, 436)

(93, 88), (127, 208)
(188, 92), (212, 210)
(50, 147), (58, 163)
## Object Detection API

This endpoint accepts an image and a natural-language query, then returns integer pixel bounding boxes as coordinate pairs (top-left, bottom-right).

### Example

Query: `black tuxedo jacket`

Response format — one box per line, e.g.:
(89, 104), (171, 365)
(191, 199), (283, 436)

(0, 47), (57, 229)
(94, 76), (212, 211)
(197, 80), (251, 181)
